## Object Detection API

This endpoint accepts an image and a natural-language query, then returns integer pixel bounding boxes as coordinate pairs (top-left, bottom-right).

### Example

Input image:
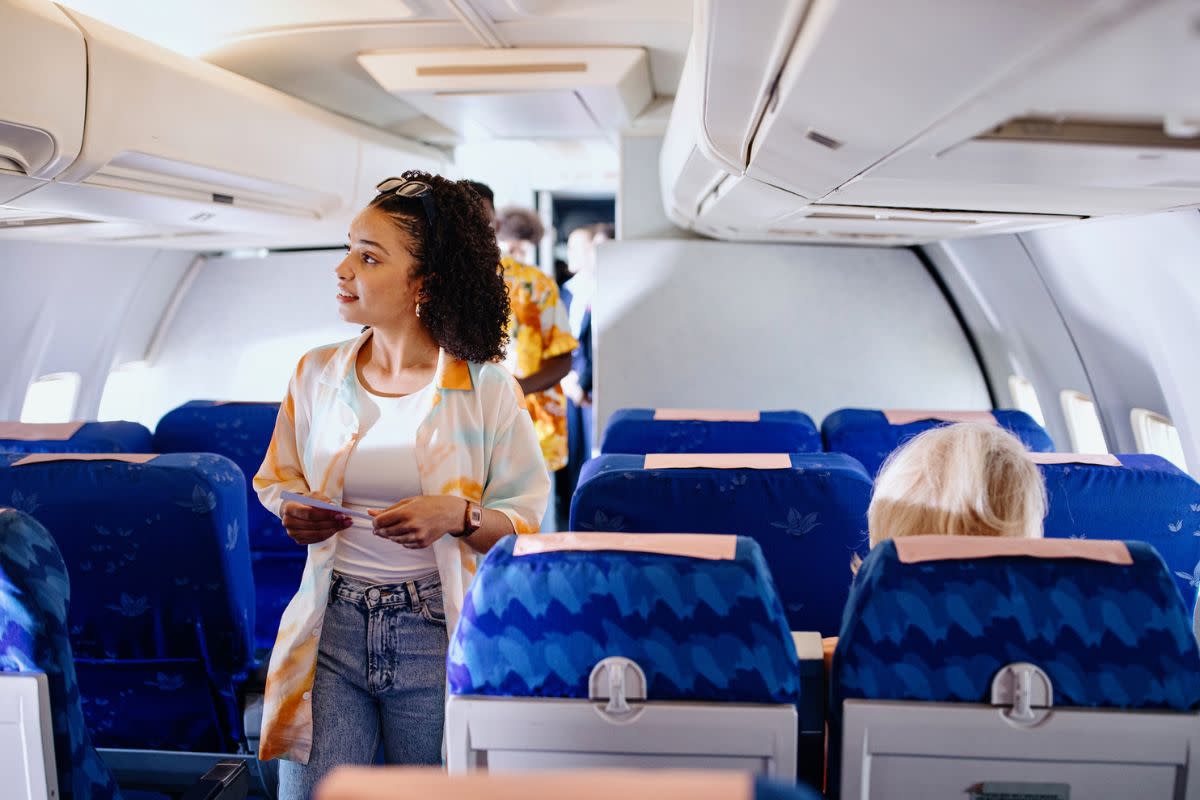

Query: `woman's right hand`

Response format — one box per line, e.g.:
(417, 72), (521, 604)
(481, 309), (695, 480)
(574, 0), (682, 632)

(280, 494), (353, 545)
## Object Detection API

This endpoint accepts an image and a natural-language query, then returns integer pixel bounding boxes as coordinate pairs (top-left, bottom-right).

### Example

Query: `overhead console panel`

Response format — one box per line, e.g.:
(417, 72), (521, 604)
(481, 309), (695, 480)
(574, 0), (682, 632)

(0, 0), (445, 247)
(358, 47), (654, 139)
(662, 0), (1198, 244)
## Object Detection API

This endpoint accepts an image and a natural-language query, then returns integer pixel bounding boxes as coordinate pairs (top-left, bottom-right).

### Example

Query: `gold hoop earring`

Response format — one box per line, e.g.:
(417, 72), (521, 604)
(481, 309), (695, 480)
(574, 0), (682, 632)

(415, 303), (422, 318)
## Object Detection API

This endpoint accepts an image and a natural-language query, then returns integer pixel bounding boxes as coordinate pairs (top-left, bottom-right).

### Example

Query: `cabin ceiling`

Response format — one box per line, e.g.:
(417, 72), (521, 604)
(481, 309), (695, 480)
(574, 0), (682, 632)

(56, 0), (693, 144)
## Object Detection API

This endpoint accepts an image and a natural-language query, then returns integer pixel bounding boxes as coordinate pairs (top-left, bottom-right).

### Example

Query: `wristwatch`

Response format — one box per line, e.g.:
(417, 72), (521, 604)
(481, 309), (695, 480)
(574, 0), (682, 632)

(454, 500), (483, 538)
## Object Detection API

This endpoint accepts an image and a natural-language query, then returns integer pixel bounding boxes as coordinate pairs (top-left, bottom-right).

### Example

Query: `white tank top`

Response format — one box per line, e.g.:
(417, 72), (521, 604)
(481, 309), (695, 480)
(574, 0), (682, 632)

(333, 372), (438, 583)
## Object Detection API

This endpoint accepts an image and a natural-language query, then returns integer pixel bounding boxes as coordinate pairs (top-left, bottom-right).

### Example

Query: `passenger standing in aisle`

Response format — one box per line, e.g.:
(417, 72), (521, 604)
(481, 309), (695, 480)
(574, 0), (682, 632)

(255, 171), (549, 798)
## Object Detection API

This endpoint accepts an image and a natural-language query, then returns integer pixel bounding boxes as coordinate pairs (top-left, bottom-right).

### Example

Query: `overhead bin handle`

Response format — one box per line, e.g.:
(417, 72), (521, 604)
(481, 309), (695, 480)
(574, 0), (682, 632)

(0, 121), (56, 176)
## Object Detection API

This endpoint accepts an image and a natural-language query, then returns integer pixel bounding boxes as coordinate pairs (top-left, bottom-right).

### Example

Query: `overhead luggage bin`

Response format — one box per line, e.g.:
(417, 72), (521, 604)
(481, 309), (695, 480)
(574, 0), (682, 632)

(0, 0), (86, 202)
(745, 0), (1117, 201)
(0, 0), (444, 247)
(659, 0), (807, 226)
(828, 0), (1200, 216)
(662, 0), (1198, 242)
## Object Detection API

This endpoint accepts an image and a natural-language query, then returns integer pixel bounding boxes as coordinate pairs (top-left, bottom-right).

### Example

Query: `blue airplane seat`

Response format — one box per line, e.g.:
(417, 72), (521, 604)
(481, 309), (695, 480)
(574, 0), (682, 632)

(153, 400), (297, 652)
(570, 452), (871, 636)
(821, 408), (1053, 475)
(0, 452), (255, 752)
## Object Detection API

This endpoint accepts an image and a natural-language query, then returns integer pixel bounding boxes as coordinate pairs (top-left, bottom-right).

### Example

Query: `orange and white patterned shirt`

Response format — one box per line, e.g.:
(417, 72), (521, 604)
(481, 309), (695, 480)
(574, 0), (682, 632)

(253, 329), (549, 763)
(501, 257), (579, 472)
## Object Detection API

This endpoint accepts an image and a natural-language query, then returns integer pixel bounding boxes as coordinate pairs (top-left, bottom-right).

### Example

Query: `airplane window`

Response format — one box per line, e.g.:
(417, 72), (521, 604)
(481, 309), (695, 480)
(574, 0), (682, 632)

(1131, 408), (1188, 472)
(1059, 390), (1109, 454)
(20, 372), (82, 424)
(1007, 375), (1046, 427)
(98, 361), (149, 423)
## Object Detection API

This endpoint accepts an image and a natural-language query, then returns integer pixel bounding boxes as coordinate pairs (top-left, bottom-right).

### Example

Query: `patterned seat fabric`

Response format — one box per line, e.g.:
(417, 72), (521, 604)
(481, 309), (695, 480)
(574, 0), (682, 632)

(569, 453), (871, 635)
(0, 508), (122, 800)
(1039, 454), (1200, 613)
(600, 409), (821, 455)
(829, 539), (1200, 790)
(448, 536), (800, 705)
(821, 409), (1053, 475)
(0, 421), (152, 454)
(0, 453), (256, 752)
(153, 401), (298, 651)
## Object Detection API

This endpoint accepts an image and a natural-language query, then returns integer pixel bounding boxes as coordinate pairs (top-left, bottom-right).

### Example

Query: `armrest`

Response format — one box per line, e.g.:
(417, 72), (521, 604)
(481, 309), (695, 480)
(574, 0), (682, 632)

(180, 760), (250, 800)
(791, 631), (824, 662)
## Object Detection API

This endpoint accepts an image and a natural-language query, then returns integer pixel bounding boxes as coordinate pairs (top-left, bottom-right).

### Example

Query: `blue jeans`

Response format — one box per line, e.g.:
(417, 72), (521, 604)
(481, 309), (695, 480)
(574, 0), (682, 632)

(278, 570), (447, 800)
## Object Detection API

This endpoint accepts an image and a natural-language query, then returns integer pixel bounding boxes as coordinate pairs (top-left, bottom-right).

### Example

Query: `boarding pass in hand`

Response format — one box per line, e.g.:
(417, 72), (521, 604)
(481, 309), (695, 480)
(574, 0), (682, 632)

(280, 491), (374, 521)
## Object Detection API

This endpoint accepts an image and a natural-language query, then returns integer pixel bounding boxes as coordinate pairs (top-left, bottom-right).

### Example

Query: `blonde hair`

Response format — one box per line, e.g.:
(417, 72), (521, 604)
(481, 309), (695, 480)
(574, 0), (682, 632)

(867, 422), (1047, 547)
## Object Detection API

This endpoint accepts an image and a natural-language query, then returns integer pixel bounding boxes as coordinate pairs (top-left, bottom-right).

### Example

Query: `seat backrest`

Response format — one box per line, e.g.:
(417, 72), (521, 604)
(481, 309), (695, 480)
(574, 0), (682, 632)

(600, 409), (821, 455)
(449, 533), (800, 706)
(0, 508), (122, 800)
(834, 536), (1200, 711)
(0, 453), (255, 751)
(830, 536), (1200, 796)
(570, 453), (871, 635)
(153, 401), (296, 651)
(153, 401), (285, 551)
(0, 421), (152, 454)
(821, 409), (1053, 475)
(1036, 453), (1200, 612)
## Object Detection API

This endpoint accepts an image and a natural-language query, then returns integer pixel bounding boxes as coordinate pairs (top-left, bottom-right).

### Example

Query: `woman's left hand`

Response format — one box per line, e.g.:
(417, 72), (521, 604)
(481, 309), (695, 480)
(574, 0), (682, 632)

(370, 496), (465, 548)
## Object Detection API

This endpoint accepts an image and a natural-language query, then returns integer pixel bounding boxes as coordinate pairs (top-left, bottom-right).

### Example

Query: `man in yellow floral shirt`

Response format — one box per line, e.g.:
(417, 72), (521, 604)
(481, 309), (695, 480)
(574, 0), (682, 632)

(467, 184), (578, 524)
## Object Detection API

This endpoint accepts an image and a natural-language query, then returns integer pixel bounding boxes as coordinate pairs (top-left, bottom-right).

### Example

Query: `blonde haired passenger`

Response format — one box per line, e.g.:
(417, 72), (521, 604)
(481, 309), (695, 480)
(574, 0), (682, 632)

(827, 423), (1048, 674)
(867, 421), (1047, 547)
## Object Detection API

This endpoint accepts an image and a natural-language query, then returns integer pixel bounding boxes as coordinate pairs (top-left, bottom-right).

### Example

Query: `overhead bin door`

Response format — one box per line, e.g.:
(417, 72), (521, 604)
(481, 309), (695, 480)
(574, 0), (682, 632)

(746, 0), (1122, 201)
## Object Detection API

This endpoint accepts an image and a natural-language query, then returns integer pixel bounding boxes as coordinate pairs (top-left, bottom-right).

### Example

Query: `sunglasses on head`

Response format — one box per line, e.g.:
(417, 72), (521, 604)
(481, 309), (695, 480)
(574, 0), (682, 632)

(376, 171), (437, 227)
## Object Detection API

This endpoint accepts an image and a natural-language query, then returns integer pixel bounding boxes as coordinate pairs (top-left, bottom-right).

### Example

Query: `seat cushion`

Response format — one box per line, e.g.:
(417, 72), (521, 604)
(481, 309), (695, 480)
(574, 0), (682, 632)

(449, 535), (800, 705)
(601, 409), (821, 455)
(570, 453), (871, 635)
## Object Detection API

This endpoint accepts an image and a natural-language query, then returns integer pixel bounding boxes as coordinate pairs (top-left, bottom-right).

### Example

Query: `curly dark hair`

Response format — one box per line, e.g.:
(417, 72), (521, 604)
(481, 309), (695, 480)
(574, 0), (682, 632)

(369, 171), (510, 362)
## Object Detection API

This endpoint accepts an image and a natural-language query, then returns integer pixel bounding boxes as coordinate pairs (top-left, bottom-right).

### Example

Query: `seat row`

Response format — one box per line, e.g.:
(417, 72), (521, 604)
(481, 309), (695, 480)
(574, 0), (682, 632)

(1, 403), (295, 653)
(601, 407), (1054, 474)
(10, 505), (1198, 797)
(445, 531), (1200, 796)
(3, 404), (1198, 646)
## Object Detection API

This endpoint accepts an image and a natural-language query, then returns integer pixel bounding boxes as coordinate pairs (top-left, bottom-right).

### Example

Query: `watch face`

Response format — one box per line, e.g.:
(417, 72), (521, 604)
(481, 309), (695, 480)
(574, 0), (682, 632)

(469, 504), (483, 527)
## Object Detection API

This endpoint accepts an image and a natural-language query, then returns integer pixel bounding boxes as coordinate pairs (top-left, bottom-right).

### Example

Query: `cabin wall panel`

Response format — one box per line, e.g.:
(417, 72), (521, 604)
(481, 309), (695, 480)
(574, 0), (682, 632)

(137, 250), (360, 426)
(924, 236), (1091, 451)
(592, 240), (991, 439)
(1017, 209), (1200, 474)
(0, 241), (191, 421)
